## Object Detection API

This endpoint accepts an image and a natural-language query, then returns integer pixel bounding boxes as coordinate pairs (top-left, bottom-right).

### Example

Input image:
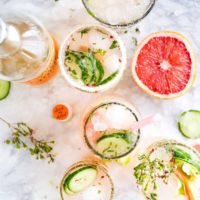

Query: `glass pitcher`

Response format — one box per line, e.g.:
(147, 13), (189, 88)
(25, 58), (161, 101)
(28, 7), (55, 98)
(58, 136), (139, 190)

(0, 13), (58, 85)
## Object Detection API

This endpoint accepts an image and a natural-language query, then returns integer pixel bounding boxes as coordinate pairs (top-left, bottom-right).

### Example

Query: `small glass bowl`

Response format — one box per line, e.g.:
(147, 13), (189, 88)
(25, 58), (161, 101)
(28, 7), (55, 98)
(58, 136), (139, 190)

(81, 96), (141, 159)
(82, 0), (156, 28)
(60, 160), (114, 200)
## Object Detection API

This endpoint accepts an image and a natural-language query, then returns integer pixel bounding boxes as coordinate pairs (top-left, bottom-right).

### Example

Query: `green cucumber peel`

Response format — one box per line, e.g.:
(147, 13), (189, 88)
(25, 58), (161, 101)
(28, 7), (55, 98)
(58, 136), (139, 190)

(98, 70), (119, 86)
(65, 50), (105, 85)
(66, 51), (91, 84)
(171, 147), (200, 173)
(63, 166), (96, 193)
(65, 50), (119, 86)
(97, 132), (131, 144)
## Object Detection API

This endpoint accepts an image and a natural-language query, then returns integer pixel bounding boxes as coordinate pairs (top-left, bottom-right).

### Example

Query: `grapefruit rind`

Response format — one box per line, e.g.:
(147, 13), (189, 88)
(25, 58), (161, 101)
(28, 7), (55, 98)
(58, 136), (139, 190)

(131, 31), (196, 99)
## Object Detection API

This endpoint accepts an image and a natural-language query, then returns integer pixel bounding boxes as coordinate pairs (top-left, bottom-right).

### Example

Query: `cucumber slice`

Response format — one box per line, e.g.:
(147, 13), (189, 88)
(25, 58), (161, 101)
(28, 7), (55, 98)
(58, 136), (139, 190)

(65, 50), (105, 86)
(178, 110), (200, 139)
(63, 166), (97, 194)
(65, 53), (82, 80)
(72, 52), (94, 85)
(0, 80), (11, 100)
(64, 187), (74, 195)
(89, 52), (104, 84)
(96, 133), (131, 158)
(94, 59), (104, 84)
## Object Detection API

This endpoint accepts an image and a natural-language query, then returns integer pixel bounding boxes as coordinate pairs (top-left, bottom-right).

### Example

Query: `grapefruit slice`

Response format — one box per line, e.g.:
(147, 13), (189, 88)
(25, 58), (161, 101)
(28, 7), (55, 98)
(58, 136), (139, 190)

(132, 31), (196, 99)
(194, 144), (200, 153)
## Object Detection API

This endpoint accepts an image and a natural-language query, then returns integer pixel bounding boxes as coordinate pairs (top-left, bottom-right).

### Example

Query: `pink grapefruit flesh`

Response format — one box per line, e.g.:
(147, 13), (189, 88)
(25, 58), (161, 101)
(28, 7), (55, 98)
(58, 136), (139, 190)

(132, 31), (196, 99)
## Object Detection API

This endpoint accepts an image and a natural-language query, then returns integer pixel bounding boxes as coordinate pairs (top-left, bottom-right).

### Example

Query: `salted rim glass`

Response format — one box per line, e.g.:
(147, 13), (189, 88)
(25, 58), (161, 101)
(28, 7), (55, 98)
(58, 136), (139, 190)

(141, 139), (200, 200)
(60, 160), (114, 200)
(82, 0), (156, 28)
(81, 97), (141, 160)
(59, 24), (126, 93)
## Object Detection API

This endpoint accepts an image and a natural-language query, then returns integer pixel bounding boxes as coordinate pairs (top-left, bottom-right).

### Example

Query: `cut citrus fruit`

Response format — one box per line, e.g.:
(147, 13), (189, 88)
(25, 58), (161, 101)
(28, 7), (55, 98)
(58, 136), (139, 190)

(194, 144), (200, 153)
(132, 31), (196, 99)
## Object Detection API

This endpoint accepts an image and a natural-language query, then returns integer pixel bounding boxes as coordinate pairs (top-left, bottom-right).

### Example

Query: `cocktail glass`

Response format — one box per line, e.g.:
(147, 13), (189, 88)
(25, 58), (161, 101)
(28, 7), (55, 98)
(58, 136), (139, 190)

(60, 160), (114, 200)
(82, 0), (156, 28)
(135, 139), (200, 200)
(59, 24), (126, 93)
(81, 96), (141, 159)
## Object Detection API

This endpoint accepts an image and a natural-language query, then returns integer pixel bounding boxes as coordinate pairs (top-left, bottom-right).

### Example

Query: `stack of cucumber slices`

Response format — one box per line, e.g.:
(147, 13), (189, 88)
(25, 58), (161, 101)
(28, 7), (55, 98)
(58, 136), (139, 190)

(65, 50), (118, 87)
(63, 166), (97, 195)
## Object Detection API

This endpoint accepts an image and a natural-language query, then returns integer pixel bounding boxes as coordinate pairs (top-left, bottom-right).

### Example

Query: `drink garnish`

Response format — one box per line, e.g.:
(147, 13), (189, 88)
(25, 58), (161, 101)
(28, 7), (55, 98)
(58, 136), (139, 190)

(134, 154), (175, 200)
(0, 117), (55, 163)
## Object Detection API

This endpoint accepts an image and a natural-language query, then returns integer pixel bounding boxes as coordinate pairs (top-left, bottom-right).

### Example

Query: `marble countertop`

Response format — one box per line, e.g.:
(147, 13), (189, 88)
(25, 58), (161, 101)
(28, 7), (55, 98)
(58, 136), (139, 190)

(0, 0), (200, 199)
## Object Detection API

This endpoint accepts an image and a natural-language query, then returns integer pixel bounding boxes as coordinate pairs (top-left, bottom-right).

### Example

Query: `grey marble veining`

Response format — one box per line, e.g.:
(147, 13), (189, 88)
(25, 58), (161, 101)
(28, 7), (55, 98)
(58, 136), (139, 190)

(0, 0), (200, 199)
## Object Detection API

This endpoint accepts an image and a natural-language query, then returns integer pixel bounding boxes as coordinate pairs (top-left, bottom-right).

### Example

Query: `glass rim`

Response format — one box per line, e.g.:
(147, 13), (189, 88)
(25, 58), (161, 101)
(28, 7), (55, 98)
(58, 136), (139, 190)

(82, 0), (156, 28)
(147, 139), (200, 158)
(83, 101), (141, 160)
(60, 160), (114, 200)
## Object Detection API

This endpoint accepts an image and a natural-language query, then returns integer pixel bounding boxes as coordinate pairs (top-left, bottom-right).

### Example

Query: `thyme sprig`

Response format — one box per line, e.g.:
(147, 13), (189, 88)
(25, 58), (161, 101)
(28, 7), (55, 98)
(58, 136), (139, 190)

(134, 154), (175, 200)
(0, 117), (55, 163)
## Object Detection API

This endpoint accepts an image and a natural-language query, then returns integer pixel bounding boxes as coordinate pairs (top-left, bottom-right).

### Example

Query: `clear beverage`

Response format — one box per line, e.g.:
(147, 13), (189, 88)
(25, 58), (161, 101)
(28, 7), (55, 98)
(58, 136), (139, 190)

(82, 0), (155, 27)
(0, 13), (58, 84)
(136, 140), (200, 200)
(81, 96), (140, 159)
(59, 25), (126, 93)
(60, 161), (114, 200)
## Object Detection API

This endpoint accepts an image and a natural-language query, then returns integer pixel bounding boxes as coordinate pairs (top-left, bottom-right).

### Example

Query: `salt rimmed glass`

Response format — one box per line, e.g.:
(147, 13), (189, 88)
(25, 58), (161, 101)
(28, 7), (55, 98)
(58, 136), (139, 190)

(60, 160), (114, 200)
(81, 97), (141, 159)
(136, 140), (200, 200)
(59, 24), (126, 93)
(82, 0), (156, 28)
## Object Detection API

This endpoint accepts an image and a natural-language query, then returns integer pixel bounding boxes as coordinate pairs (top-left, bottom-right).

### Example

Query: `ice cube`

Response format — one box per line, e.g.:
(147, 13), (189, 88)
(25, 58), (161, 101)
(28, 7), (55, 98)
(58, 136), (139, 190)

(91, 113), (108, 131)
(88, 29), (111, 50)
(105, 105), (135, 130)
(69, 32), (89, 51)
(103, 51), (121, 74)
(83, 186), (102, 200)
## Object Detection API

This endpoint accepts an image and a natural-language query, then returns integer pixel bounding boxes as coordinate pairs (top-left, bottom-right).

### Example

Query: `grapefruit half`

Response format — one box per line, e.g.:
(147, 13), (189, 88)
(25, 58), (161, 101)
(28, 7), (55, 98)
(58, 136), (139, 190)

(132, 31), (196, 99)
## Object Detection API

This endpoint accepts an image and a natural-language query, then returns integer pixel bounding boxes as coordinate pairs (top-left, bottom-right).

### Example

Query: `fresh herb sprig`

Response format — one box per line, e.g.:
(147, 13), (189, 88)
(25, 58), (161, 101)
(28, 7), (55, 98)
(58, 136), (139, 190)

(109, 40), (119, 49)
(134, 154), (175, 200)
(79, 28), (90, 38)
(0, 117), (55, 163)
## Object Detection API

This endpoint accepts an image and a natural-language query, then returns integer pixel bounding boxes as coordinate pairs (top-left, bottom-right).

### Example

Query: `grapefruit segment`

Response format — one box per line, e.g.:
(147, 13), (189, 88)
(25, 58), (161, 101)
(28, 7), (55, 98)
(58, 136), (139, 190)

(194, 144), (200, 153)
(132, 31), (196, 99)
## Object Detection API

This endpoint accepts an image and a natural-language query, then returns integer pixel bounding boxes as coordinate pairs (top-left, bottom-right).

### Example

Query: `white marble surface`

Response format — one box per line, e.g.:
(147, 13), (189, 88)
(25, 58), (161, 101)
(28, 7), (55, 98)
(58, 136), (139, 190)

(0, 0), (200, 199)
